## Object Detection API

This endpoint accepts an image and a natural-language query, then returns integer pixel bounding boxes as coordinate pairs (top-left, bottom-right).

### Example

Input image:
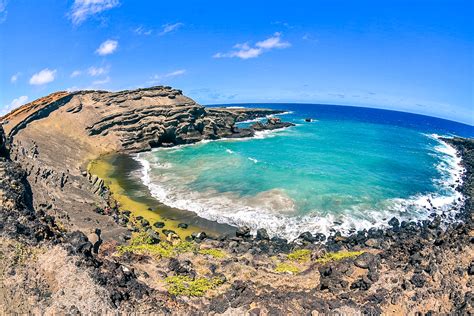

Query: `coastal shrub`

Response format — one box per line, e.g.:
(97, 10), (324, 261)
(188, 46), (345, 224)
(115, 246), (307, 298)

(129, 231), (156, 246)
(198, 248), (226, 259)
(166, 275), (224, 296)
(287, 249), (311, 262)
(274, 262), (300, 274)
(116, 233), (196, 258)
(316, 250), (365, 264)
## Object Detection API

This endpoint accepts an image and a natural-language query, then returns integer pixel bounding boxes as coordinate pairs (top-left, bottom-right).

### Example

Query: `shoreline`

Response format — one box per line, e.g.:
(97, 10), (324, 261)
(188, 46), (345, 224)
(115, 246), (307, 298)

(88, 153), (237, 239)
(89, 129), (465, 241)
(115, 131), (467, 241)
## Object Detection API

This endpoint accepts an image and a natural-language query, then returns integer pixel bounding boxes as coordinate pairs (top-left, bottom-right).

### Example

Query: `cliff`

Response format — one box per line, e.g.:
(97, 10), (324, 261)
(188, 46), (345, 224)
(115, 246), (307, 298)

(0, 86), (287, 240)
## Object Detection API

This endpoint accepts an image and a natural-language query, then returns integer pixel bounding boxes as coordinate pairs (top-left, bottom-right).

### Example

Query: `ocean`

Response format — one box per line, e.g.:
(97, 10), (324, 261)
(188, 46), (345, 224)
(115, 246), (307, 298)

(135, 104), (474, 239)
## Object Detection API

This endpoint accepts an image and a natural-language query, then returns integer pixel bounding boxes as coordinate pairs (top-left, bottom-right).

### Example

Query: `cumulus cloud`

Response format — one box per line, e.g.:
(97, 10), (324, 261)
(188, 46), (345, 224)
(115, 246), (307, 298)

(29, 68), (56, 85)
(10, 72), (20, 83)
(214, 32), (290, 59)
(149, 69), (186, 84)
(69, 0), (120, 25)
(96, 39), (118, 56)
(159, 22), (184, 35)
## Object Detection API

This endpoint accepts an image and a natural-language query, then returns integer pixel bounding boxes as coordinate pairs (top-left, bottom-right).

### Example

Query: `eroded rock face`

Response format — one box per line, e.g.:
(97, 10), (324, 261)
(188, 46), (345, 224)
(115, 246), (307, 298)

(0, 86), (286, 240)
(0, 125), (6, 158)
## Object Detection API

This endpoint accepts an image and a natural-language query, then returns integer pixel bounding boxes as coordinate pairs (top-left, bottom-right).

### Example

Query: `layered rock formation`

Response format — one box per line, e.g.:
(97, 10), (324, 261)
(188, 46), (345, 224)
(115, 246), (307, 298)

(0, 86), (286, 238)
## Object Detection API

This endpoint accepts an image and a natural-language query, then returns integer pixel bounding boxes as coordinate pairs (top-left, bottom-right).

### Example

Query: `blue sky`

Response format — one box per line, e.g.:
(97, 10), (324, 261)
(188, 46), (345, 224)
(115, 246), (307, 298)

(0, 0), (472, 124)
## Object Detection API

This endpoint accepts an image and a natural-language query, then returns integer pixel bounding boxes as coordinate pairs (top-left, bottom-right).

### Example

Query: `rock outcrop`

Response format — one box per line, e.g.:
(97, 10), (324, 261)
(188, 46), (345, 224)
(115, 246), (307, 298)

(0, 86), (288, 239)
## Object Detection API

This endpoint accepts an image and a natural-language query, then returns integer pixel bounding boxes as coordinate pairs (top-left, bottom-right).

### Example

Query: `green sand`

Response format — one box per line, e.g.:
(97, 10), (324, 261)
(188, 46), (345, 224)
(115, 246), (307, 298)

(88, 154), (234, 239)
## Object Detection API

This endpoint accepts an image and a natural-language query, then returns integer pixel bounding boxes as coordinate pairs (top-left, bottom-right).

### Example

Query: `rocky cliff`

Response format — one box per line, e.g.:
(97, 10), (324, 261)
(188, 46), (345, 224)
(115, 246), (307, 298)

(0, 86), (287, 239)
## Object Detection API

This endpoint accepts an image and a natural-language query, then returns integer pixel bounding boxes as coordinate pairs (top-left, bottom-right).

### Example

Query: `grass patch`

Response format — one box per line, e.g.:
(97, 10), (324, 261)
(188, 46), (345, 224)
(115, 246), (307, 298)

(198, 248), (226, 259)
(274, 262), (300, 274)
(116, 232), (196, 258)
(287, 249), (311, 262)
(166, 275), (224, 297)
(316, 250), (365, 264)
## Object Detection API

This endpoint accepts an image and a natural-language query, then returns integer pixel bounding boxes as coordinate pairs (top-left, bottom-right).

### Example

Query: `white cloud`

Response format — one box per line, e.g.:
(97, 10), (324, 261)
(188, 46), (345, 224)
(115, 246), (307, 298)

(160, 22), (183, 35)
(255, 32), (290, 49)
(134, 26), (152, 36)
(10, 72), (20, 83)
(96, 39), (118, 56)
(0, 0), (7, 23)
(149, 69), (186, 84)
(88, 66), (108, 76)
(69, 0), (120, 25)
(70, 70), (82, 78)
(9, 95), (28, 108)
(92, 76), (110, 85)
(29, 68), (56, 85)
(1, 95), (29, 115)
(214, 32), (290, 60)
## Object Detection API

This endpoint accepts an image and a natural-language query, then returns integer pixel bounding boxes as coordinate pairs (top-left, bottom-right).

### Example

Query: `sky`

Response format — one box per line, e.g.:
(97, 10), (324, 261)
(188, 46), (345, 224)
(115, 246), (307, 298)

(0, 0), (473, 125)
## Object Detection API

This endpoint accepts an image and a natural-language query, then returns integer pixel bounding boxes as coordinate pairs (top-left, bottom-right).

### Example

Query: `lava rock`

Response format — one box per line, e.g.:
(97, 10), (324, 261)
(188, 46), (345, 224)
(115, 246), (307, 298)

(388, 217), (400, 227)
(256, 228), (269, 240)
(354, 253), (376, 269)
(66, 231), (93, 258)
(177, 223), (188, 229)
(468, 262), (474, 276)
(299, 231), (316, 243)
(410, 274), (426, 288)
(153, 221), (165, 228)
(236, 226), (251, 238)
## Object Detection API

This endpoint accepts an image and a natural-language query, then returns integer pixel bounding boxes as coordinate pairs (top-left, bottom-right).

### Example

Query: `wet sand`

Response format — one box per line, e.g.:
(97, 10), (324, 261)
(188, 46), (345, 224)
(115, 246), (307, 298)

(88, 153), (237, 239)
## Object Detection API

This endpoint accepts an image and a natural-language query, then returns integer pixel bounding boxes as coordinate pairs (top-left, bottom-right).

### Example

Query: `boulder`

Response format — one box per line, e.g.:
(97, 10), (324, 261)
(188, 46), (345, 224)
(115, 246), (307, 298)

(256, 228), (269, 240)
(153, 221), (165, 228)
(236, 226), (251, 238)
(66, 231), (93, 258)
(299, 231), (316, 243)
(354, 253), (376, 269)
(388, 217), (400, 227)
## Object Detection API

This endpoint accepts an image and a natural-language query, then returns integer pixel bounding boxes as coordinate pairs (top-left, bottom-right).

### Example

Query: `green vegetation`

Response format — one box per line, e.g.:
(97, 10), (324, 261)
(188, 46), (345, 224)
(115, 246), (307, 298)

(166, 275), (224, 296)
(274, 262), (300, 274)
(316, 250), (365, 264)
(129, 231), (156, 246)
(287, 249), (311, 262)
(198, 248), (226, 259)
(116, 232), (196, 258)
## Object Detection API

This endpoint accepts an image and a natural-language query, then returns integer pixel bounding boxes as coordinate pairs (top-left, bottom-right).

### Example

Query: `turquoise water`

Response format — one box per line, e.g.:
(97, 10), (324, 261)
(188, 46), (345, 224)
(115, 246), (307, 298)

(136, 104), (470, 239)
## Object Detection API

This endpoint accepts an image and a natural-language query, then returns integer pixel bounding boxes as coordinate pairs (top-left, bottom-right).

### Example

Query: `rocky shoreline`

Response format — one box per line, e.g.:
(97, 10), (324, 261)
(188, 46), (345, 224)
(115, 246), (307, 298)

(0, 87), (473, 314)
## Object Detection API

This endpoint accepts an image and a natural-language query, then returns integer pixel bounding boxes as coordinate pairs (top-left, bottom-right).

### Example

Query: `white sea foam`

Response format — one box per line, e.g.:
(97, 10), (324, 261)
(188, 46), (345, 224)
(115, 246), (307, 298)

(248, 157), (258, 163)
(135, 132), (465, 240)
(225, 149), (235, 154)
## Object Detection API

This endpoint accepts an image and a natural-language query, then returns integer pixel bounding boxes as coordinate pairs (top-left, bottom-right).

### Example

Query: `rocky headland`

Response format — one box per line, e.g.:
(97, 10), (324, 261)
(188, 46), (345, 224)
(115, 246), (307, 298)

(0, 86), (472, 314)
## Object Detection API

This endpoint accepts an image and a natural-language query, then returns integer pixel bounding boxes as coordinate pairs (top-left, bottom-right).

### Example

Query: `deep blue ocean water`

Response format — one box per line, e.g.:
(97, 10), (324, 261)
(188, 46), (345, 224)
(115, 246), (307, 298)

(136, 104), (473, 239)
